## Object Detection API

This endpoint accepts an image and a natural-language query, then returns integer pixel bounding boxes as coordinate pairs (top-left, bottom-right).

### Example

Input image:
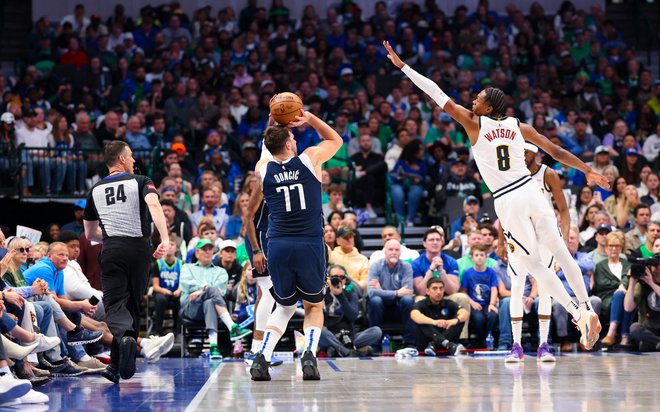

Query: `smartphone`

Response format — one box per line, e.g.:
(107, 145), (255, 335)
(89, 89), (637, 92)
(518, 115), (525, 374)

(88, 295), (100, 306)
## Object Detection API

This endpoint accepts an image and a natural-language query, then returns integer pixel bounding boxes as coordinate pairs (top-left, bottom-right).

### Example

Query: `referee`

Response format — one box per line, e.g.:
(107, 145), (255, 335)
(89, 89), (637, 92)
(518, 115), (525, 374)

(83, 141), (169, 383)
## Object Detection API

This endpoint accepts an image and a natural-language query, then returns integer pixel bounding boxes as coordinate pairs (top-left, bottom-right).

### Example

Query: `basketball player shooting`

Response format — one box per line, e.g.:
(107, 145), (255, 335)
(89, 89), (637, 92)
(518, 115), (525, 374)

(383, 40), (609, 350)
(250, 109), (342, 381)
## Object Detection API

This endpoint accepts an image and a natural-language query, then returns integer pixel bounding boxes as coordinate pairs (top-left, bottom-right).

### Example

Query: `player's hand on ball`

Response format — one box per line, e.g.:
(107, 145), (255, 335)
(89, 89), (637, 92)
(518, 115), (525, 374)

(289, 109), (311, 127)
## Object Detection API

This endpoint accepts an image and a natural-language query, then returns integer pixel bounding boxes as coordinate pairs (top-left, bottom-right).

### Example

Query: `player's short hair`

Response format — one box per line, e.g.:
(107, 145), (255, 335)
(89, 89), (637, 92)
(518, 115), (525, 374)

(263, 124), (290, 155)
(104, 141), (129, 167)
(484, 87), (507, 119)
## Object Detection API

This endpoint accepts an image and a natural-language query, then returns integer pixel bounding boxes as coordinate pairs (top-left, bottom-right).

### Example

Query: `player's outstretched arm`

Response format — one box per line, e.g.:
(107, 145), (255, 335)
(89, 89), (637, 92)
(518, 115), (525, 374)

(293, 110), (342, 166)
(383, 41), (478, 136)
(520, 123), (610, 190)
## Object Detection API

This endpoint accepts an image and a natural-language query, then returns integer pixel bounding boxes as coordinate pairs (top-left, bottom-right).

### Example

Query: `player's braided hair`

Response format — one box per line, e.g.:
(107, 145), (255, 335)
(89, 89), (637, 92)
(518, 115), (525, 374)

(484, 87), (507, 120)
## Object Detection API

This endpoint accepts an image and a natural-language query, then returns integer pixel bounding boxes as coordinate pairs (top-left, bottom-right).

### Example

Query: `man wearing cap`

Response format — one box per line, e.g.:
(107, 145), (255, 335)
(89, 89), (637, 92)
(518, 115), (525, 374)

(179, 239), (251, 360)
(213, 240), (242, 297)
(450, 195), (482, 236)
(61, 200), (87, 236)
(15, 108), (50, 195)
(329, 227), (370, 291)
(588, 223), (616, 264)
(588, 145), (613, 174)
(338, 67), (363, 94)
(445, 158), (481, 200)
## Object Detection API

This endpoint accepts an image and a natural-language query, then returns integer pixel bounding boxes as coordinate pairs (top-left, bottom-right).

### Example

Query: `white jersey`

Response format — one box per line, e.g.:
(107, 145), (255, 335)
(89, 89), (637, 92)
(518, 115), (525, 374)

(530, 163), (554, 208)
(472, 116), (530, 198)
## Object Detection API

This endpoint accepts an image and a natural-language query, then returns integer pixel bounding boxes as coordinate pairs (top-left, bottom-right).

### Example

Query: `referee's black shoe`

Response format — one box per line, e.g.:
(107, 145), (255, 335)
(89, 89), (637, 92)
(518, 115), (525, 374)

(102, 365), (120, 384)
(301, 350), (320, 381)
(249, 353), (271, 381)
(118, 336), (137, 380)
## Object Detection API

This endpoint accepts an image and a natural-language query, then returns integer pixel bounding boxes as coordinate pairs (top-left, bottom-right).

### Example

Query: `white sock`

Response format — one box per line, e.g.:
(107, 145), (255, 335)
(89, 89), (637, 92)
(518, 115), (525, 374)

(512, 320), (523, 345)
(260, 329), (282, 362)
(539, 319), (550, 344)
(79, 354), (91, 362)
(303, 327), (321, 355)
(251, 339), (263, 353)
(220, 312), (235, 330)
(208, 330), (218, 345)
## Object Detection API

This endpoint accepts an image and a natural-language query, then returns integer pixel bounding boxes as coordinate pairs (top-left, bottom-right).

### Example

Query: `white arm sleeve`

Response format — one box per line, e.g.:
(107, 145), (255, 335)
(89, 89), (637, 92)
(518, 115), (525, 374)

(402, 65), (450, 108)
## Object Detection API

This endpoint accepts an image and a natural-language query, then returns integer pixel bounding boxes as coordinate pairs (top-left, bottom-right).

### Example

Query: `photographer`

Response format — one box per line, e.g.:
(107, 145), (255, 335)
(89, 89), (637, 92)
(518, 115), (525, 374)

(625, 237), (660, 351)
(318, 265), (382, 357)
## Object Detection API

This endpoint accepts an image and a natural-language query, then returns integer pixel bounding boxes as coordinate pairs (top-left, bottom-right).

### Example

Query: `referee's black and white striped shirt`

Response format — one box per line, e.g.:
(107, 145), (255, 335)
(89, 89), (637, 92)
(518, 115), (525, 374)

(84, 173), (158, 239)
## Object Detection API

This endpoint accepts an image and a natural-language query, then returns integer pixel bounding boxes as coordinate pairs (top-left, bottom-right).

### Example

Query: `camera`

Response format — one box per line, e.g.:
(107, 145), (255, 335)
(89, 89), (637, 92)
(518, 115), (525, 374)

(330, 276), (343, 287)
(629, 254), (660, 279)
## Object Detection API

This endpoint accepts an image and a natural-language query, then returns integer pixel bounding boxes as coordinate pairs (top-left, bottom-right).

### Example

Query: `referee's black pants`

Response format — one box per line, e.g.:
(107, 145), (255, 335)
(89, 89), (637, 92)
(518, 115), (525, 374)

(100, 237), (151, 365)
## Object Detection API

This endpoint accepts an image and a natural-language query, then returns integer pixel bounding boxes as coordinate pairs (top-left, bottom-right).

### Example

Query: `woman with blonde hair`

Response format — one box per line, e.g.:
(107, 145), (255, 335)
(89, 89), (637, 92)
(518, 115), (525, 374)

(591, 231), (632, 347)
(48, 114), (86, 195)
(232, 261), (258, 324)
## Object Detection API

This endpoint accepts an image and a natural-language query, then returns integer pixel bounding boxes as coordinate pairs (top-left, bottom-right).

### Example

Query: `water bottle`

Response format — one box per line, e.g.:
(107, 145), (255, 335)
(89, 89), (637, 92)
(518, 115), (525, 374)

(381, 334), (391, 354)
(486, 332), (494, 350)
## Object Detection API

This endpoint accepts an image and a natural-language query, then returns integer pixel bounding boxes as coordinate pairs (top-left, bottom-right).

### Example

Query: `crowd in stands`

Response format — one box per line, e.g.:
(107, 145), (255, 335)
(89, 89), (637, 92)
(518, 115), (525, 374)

(0, 0), (659, 405)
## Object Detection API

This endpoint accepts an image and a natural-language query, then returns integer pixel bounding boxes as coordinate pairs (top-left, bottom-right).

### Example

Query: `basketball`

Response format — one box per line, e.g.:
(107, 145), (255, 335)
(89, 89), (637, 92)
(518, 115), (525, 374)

(269, 92), (303, 125)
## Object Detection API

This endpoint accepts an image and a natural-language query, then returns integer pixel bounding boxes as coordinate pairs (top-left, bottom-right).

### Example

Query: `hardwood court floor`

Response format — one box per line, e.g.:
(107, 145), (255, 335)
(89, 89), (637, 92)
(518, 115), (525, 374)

(189, 353), (660, 412)
(31, 352), (660, 411)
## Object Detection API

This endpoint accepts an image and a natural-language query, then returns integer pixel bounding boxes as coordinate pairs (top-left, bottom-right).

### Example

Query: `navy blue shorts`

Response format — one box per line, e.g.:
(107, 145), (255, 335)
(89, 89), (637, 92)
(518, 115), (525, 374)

(244, 229), (270, 278)
(267, 236), (326, 306)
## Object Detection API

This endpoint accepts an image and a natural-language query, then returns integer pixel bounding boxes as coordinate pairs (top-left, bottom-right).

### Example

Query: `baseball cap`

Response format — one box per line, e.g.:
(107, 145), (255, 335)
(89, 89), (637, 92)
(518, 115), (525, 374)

(123, 32), (134, 40)
(452, 158), (467, 166)
(594, 145), (609, 155)
(195, 238), (214, 250)
(23, 108), (37, 117)
(439, 112), (452, 122)
(74, 199), (87, 210)
(171, 142), (187, 154)
(596, 223), (612, 234)
(161, 185), (176, 194)
(260, 79), (274, 88)
(524, 142), (539, 153)
(625, 148), (639, 156)
(242, 141), (257, 151)
(219, 239), (237, 251)
(336, 226), (355, 238)
(463, 195), (479, 206)
(1, 113), (14, 124)
(340, 67), (354, 76)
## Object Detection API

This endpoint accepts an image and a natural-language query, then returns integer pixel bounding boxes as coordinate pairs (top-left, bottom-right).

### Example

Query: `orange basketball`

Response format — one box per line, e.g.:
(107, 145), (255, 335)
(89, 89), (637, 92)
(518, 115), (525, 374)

(269, 92), (303, 125)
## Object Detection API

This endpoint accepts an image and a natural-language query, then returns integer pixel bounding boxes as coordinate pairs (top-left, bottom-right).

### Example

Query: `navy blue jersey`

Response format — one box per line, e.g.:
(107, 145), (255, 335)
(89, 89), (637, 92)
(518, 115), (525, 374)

(254, 199), (269, 232)
(260, 154), (323, 238)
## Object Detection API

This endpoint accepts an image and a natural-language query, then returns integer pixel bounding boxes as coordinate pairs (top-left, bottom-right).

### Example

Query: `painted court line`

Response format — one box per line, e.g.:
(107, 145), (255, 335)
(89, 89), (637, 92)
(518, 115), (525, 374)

(325, 360), (341, 372)
(185, 362), (225, 412)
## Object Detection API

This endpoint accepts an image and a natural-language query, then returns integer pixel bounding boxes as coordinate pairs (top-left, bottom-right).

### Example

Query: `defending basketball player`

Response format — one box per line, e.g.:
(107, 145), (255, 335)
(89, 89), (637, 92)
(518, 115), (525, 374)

(250, 110), (342, 381)
(499, 143), (567, 362)
(383, 41), (608, 350)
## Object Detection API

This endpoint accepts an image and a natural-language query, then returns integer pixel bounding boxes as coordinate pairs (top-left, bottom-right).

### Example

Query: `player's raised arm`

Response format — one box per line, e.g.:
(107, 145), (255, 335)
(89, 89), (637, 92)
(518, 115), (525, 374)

(520, 123), (610, 190)
(383, 41), (478, 136)
(293, 110), (342, 167)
